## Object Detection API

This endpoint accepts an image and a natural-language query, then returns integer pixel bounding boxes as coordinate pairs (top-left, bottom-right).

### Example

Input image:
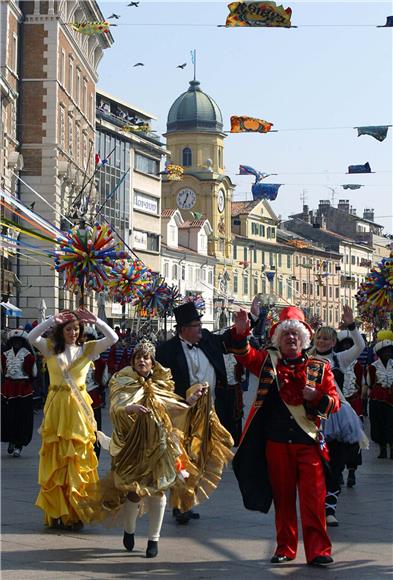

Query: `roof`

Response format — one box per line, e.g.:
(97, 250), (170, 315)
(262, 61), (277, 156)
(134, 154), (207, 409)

(167, 80), (223, 133)
(179, 219), (207, 229)
(231, 200), (259, 217)
(161, 209), (177, 218)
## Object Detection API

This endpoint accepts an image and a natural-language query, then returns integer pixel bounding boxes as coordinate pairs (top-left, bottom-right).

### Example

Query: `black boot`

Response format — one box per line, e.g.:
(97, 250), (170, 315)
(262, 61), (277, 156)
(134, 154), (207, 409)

(146, 540), (158, 558)
(123, 531), (135, 551)
(377, 445), (387, 459)
(347, 469), (356, 487)
(390, 445), (393, 460)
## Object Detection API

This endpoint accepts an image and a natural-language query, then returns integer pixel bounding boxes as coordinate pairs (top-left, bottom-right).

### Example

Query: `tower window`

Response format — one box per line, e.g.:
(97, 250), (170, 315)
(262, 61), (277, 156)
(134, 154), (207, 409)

(182, 147), (192, 167)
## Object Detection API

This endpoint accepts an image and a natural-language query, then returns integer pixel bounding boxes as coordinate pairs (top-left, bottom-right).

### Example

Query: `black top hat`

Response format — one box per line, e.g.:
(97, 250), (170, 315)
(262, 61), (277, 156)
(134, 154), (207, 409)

(174, 302), (202, 327)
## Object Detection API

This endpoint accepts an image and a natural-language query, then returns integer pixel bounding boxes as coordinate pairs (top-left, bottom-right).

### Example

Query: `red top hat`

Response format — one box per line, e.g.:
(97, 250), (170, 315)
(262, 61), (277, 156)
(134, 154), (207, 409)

(269, 306), (313, 338)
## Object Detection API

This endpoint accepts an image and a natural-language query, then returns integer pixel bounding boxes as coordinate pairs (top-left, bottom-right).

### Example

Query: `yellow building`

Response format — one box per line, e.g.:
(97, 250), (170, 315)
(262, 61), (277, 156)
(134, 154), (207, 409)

(162, 79), (235, 308)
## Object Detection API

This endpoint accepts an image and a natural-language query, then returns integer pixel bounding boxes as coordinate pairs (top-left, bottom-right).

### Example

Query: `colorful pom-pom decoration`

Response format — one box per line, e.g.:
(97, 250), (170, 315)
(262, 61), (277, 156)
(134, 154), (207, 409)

(109, 259), (152, 304)
(132, 275), (182, 317)
(166, 164), (183, 181)
(182, 293), (206, 313)
(355, 255), (393, 329)
(52, 223), (128, 294)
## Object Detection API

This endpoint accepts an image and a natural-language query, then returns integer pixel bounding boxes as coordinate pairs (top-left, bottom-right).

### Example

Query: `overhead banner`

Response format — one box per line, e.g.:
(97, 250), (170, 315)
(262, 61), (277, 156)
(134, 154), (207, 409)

(225, 2), (292, 28)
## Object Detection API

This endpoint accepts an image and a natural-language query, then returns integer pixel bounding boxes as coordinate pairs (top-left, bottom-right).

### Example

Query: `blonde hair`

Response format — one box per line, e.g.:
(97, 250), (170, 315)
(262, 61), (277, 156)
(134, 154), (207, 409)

(314, 326), (337, 342)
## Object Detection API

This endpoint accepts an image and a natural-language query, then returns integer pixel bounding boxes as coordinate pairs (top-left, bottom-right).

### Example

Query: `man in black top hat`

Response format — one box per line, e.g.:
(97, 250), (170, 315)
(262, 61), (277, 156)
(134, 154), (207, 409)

(156, 302), (236, 524)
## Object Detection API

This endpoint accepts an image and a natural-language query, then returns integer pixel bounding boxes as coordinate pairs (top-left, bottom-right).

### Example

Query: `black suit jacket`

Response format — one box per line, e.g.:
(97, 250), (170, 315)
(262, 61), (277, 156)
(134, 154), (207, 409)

(156, 330), (236, 436)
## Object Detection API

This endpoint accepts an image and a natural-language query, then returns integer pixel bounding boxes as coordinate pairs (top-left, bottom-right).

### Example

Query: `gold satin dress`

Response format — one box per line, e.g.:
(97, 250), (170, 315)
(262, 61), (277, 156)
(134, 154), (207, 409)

(103, 363), (234, 516)
(36, 342), (100, 526)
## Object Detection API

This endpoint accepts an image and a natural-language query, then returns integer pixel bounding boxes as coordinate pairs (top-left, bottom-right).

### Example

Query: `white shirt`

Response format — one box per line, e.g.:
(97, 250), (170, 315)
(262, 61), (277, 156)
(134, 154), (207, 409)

(180, 339), (216, 398)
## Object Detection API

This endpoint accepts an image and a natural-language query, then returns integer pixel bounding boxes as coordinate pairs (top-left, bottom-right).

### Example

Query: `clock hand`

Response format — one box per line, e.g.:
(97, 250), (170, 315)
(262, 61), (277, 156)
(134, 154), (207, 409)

(184, 192), (189, 204)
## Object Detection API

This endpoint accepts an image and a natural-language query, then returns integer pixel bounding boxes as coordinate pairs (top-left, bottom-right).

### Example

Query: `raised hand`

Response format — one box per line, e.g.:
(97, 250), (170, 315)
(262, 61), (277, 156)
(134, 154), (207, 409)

(75, 307), (97, 324)
(54, 310), (77, 325)
(234, 309), (250, 336)
(341, 305), (354, 326)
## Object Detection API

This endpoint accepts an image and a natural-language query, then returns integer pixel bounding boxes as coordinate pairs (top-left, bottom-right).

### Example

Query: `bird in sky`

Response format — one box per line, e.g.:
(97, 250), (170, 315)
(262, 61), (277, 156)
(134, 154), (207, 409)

(133, 62), (144, 67)
(128, 2), (140, 6)
(107, 13), (120, 19)
(176, 63), (187, 69)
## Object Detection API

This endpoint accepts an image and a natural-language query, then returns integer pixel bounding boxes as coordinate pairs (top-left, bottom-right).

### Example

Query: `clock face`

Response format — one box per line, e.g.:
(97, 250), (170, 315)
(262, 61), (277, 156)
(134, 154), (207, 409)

(176, 188), (196, 209)
(217, 189), (225, 213)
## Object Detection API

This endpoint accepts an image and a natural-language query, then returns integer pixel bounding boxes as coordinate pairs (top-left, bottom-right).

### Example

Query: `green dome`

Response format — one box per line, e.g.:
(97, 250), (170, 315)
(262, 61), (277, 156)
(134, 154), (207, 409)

(167, 80), (223, 133)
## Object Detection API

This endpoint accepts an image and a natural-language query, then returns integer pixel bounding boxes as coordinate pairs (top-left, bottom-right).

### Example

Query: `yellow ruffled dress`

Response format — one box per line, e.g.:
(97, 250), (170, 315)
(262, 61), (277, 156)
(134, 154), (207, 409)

(36, 342), (100, 527)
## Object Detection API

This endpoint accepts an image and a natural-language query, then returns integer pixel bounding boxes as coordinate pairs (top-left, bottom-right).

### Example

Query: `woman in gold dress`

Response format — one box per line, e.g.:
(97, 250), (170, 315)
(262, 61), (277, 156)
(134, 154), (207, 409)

(28, 308), (118, 530)
(107, 338), (234, 558)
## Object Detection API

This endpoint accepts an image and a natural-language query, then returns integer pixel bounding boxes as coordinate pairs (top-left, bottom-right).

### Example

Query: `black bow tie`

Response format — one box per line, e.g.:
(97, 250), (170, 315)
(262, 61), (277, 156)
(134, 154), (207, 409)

(187, 343), (199, 350)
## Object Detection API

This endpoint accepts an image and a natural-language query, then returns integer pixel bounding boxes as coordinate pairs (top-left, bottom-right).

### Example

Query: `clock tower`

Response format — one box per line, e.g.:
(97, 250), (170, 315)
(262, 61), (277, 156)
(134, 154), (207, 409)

(162, 79), (235, 288)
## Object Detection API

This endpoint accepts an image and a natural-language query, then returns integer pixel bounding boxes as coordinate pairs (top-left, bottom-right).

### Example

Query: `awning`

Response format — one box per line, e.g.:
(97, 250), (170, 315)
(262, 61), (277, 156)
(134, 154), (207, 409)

(1, 301), (22, 317)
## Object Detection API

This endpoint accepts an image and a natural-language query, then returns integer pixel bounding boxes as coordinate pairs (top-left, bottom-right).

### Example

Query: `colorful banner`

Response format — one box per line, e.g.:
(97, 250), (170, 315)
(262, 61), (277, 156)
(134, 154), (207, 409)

(252, 182), (281, 200)
(230, 116), (273, 133)
(70, 21), (112, 35)
(225, 2), (292, 28)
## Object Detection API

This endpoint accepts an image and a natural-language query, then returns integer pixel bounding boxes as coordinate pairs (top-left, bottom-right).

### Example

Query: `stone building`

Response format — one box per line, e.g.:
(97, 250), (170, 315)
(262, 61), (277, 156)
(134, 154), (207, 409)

(15, 0), (112, 320)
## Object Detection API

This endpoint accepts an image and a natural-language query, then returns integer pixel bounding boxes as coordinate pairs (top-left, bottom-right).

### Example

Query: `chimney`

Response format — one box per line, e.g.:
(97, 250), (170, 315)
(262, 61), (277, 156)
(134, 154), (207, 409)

(363, 208), (375, 221)
(350, 207), (357, 215)
(318, 200), (331, 212)
(303, 204), (309, 223)
(338, 199), (350, 213)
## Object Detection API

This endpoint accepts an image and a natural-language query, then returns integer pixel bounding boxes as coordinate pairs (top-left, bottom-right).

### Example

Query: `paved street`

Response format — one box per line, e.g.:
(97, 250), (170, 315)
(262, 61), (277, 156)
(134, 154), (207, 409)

(1, 400), (392, 579)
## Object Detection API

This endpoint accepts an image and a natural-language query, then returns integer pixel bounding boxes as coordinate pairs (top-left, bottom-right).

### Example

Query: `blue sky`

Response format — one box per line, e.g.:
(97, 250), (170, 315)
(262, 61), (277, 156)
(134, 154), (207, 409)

(97, 1), (393, 233)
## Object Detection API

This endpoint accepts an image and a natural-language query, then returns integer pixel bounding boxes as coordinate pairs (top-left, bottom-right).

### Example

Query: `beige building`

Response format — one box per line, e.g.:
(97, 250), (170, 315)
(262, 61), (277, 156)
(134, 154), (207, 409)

(13, 0), (112, 320)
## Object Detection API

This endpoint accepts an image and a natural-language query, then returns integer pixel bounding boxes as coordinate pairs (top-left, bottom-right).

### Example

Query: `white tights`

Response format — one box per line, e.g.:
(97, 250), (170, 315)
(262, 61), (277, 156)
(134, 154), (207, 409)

(124, 494), (167, 541)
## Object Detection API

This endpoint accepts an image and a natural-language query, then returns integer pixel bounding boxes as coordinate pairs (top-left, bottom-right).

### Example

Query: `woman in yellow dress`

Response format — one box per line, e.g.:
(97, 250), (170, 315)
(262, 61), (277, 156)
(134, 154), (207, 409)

(28, 308), (118, 530)
(105, 338), (233, 558)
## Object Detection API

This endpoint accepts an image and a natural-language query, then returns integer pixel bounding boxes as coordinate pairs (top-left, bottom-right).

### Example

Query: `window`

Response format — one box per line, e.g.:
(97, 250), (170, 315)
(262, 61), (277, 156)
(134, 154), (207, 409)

(278, 253), (282, 268)
(60, 50), (65, 85)
(218, 146), (223, 168)
(253, 248), (257, 263)
(335, 287), (339, 298)
(169, 224), (176, 244)
(83, 79), (87, 112)
(233, 273), (238, 294)
(59, 107), (65, 148)
(182, 147), (192, 166)
(181, 265), (185, 280)
(208, 270), (213, 285)
(295, 255), (299, 267)
(261, 251), (265, 265)
(12, 34), (18, 72)
(233, 244), (237, 260)
(146, 233), (159, 252)
(259, 224), (265, 237)
(278, 279), (283, 297)
(351, 255), (356, 265)
(329, 286), (332, 298)
(316, 285), (320, 296)
(76, 69), (81, 104)
(287, 280), (292, 300)
(68, 58), (74, 95)
(261, 278), (266, 294)
(270, 253), (275, 267)
(90, 94), (94, 123)
(82, 132), (87, 167)
(253, 276), (258, 295)
(201, 268), (206, 281)
(163, 262), (169, 277)
(172, 264), (178, 279)
(271, 228), (276, 239)
(135, 153), (159, 175)
(303, 282), (307, 294)
(68, 115), (73, 155)
(243, 274), (248, 295)
(287, 254), (291, 269)
(267, 227), (271, 239)
(243, 247), (248, 261)
(75, 125), (80, 164)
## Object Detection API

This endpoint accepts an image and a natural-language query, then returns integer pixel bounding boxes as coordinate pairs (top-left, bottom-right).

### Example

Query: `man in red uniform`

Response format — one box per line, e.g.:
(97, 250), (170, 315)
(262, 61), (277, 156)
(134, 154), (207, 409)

(230, 306), (340, 567)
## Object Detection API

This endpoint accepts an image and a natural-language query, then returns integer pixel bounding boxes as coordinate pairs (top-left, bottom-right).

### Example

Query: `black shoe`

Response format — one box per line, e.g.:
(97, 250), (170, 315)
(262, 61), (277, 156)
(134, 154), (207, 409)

(377, 446), (387, 459)
(188, 509), (200, 520)
(123, 531), (135, 551)
(308, 556), (334, 567)
(347, 469), (356, 487)
(271, 555), (293, 564)
(172, 508), (181, 518)
(175, 511), (191, 525)
(7, 443), (15, 455)
(146, 540), (158, 558)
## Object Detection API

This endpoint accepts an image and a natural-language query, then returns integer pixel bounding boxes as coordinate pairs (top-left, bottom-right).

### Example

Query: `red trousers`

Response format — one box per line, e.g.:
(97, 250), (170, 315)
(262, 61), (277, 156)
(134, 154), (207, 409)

(266, 440), (331, 563)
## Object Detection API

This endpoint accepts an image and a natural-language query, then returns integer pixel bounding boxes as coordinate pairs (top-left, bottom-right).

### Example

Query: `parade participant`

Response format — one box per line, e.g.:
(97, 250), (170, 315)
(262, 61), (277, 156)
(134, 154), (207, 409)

(84, 328), (109, 459)
(230, 306), (339, 567)
(334, 330), (367, 487)
(1, 330), (37, 457)
(27, 308), (118, 529)
(367, 330), (393, 459)
(104, 338), (233, 558)
(156, 302), (234, 524)
(313, 308), (365, 526)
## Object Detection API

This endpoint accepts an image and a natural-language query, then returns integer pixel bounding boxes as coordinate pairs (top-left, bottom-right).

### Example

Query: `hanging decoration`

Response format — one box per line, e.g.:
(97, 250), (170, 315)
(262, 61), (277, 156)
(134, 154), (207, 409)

(230, 116), (273, 133)
(377, 16), (393, 27)
(347, 162), (372, 174)
(266, 271), (275, 282)
(133, 275), (181, 317)
(70, 21), (113, 35)
(182, 293), (206, 312)
(122, 123), (150, 133)
(341, 184), (363, 190)
(355, 126), (389, 142)
(52, 223), (128, 295)
(166, 164), (184, 181)
(225, 2), (293, 28)
(238, 165), (281, 200)
(109, 259), (152, 303)
(355, 254), (393, 329)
